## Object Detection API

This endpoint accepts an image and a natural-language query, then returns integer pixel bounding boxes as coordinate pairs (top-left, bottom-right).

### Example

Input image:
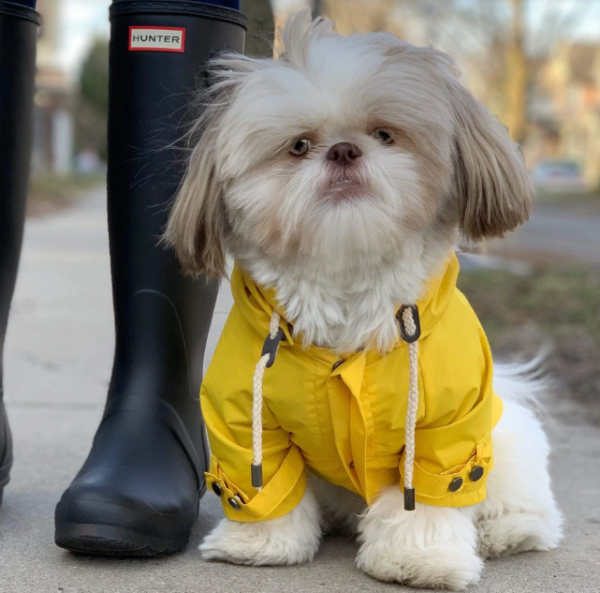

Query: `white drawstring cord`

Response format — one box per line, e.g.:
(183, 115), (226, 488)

(400, 305), (420, 511)
(251, 311), (282, 491)
(250, 306), (419, 510)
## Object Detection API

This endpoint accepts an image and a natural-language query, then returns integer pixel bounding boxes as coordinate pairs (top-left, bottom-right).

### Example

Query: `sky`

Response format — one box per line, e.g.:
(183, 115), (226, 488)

(59, 0), (111, 72)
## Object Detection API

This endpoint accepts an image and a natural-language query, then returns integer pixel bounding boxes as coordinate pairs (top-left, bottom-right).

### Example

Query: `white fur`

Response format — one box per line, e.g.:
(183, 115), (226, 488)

(352, 365), (563, 590)
(245, 228), (455, 354)
(200, 486), (322, 566)
(167, 13), (531, 352)
(356, 491), (483, 591)
(201, 365), (563, 590)
(310, 475), (365, 535)
(474, 365), (563, 559)
(181, 12), (558, 589)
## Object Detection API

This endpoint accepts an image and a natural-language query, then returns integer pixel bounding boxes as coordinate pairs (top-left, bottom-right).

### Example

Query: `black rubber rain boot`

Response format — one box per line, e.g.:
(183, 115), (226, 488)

(0, 0), (40, 507)
(54, 0), (246, 556)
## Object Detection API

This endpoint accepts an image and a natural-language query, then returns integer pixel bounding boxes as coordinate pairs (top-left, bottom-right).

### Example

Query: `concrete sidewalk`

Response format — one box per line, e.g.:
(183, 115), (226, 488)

(1, 190), (599, 593)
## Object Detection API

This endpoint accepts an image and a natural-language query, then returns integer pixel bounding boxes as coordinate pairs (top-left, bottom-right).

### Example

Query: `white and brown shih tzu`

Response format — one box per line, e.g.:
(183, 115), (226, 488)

(164, 11), (562, 591)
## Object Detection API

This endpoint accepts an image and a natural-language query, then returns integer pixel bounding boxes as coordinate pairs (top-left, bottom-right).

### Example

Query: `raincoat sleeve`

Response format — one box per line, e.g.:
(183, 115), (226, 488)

(200, 307), (307, 523)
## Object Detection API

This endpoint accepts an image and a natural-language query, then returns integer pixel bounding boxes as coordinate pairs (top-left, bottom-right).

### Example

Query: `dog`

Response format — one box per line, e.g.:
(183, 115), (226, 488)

(163, 11), (563, 590)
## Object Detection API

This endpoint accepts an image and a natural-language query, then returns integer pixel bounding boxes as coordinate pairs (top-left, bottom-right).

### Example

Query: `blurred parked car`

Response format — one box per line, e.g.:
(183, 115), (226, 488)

(531, 159), (587, 193)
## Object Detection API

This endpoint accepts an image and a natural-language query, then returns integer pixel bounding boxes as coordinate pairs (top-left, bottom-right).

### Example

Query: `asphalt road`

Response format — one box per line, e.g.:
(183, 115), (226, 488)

(1, 189), (599, 593)
(488, 204), (600, 266)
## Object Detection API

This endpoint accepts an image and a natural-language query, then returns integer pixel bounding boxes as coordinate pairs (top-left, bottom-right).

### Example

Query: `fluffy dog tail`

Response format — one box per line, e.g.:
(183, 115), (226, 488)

(493, 351), (553, 414)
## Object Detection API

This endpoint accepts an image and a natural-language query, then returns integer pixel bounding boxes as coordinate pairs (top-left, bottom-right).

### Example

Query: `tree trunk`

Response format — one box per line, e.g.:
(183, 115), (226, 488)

(312, 0), (323, 18)
(240, 0), (275, 57)
(505, 0), (529, 144)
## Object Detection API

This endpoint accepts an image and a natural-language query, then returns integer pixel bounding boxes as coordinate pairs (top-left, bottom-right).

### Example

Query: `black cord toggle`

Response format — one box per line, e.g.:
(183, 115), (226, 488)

(404, 487), (416, 511)
(397, 304), (421, 343)
(261, 326), (285, 368)
(251, 463), (263, 489)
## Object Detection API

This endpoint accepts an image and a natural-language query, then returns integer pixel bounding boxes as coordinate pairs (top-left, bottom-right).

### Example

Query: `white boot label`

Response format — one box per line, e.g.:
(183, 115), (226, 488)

(129, 27), (186, 53)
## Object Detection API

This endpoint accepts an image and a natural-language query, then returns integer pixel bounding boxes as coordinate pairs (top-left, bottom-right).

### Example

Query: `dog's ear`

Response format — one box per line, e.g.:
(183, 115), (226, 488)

(163, 53), (258, 279)
(163, 120), (227, 279)
(449, 77), (533, 241)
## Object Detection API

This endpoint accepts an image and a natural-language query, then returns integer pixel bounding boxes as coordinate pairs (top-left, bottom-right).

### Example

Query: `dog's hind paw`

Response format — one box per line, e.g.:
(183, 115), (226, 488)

(477, 510), (563, 559)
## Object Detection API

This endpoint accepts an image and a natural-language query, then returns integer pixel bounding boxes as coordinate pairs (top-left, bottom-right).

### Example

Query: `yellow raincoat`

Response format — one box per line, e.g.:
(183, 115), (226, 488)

(201, 254), (502, 522)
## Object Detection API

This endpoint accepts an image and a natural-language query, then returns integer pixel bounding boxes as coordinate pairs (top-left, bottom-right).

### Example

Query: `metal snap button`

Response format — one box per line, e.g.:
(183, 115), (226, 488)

(470, 466), (484, 482)
(212, 482), (223, 497)
(332, 360), (344, 372)
(449, 477), (463, 492)
(349, 461), (355, 469)
(228, 497), (242, 511)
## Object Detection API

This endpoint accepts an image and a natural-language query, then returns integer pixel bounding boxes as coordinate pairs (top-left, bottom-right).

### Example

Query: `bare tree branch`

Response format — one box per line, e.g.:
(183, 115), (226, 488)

(322, 0), (597, 142)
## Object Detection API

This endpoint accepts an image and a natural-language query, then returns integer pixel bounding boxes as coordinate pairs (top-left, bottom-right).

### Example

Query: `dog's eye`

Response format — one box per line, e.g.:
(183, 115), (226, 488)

(373, 129), (393, 145)
(290, 137), (312, 156)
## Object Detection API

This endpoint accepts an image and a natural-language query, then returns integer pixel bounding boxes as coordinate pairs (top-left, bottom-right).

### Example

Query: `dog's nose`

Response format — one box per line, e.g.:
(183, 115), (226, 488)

(326, 142), (363, 166)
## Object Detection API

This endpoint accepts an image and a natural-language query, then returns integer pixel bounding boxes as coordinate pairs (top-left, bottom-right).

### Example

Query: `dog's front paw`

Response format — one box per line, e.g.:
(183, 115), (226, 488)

(200, 516), (319, 566)
(357, 489), (483, 590)
(200, 490), (322, 566)
(356, 543), (483, 591)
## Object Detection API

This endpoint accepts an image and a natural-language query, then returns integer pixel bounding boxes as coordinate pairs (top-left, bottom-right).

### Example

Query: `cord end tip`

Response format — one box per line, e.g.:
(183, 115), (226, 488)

(404, 487), (415, 511)
(251, 463), (263, 489)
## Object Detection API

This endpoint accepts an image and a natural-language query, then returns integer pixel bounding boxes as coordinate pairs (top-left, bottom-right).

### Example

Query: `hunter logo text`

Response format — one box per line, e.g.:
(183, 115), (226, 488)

(129, 27), (186, 53)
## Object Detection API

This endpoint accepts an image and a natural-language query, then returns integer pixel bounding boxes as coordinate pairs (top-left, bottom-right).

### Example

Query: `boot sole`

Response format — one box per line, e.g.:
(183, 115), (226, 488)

(55, 523), (189, 557)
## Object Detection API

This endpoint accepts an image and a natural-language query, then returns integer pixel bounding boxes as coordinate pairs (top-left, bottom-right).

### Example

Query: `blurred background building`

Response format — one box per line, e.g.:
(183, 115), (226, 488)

(34, 0), (73, 174)
(32, 0), (110, 178)
(32, 0), (600, 193)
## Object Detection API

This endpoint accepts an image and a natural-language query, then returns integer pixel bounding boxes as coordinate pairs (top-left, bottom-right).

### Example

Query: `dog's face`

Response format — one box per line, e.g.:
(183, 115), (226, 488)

(165, 12), (532, 279)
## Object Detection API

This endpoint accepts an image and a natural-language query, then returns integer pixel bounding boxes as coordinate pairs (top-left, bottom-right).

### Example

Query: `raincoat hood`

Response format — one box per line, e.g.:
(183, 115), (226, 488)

(201, 254), (502, 522)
